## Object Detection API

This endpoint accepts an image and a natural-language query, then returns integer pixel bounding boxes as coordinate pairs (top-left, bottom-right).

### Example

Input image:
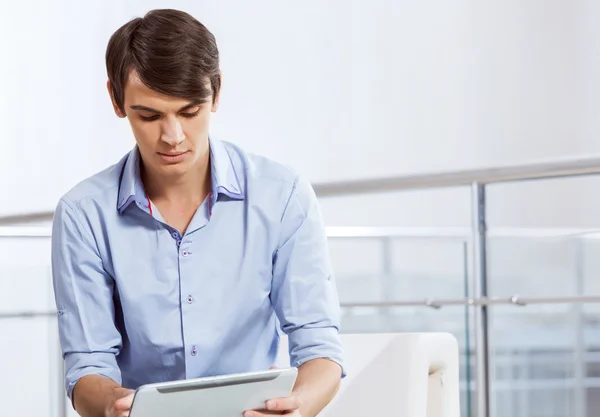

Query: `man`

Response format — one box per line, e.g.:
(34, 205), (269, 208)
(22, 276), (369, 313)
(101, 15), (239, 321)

(51, 8), (344, 417)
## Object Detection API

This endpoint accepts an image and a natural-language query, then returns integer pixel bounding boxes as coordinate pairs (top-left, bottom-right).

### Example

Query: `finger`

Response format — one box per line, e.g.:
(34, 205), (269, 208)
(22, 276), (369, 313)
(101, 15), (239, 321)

(108, 410), (129, 417)
(269, 365), (278, 369)
(265, 396), (300, 412)
(113, 393), (134, 411)
(243, 411), (283, 417)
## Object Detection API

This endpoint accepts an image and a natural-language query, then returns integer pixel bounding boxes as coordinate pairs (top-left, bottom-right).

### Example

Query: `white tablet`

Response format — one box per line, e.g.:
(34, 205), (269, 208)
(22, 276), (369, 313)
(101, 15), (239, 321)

(129, 367), (298, 417)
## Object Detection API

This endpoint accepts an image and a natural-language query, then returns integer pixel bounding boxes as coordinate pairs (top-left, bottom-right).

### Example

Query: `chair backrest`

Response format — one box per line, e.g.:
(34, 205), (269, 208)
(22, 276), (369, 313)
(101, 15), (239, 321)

(276, 332), (460, 417)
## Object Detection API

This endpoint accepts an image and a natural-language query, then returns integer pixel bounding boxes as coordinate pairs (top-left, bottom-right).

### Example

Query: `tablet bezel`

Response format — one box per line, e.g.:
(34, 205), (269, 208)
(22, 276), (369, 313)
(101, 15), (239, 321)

(133, 367), (297, 395)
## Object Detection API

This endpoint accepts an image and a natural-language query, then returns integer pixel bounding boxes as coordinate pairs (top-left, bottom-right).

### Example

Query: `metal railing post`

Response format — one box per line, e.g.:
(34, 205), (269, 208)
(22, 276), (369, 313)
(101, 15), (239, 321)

(380, 236), (393, 321)
(573, 239), (587, 417)
(462, 241), (473, 417)
(471, 182), (491, 417)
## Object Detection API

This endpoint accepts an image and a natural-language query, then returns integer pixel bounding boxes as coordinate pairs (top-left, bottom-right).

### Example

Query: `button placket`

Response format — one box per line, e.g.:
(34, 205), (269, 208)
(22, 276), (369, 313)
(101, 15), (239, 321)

(178, 233), (195, 362)
(178, 232), (196, 363)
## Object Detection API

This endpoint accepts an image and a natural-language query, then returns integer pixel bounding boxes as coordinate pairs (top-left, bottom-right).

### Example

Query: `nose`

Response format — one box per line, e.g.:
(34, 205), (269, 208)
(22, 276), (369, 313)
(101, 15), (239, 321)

(160, 116), (185, 146)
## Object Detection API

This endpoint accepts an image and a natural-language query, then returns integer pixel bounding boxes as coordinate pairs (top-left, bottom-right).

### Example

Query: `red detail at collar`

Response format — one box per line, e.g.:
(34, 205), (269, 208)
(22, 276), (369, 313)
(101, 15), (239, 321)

(146, 193), (153, 215)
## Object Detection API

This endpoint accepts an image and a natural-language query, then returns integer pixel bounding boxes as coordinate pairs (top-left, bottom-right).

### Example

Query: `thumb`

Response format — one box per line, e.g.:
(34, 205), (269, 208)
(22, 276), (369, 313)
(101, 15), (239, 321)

(114, 392), (134, 411)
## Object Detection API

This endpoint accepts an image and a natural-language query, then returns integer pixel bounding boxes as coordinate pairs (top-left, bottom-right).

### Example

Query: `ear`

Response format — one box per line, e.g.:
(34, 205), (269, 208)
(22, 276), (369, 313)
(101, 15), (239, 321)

(211, 72), (222, 112)
(107, 80), (126, 118)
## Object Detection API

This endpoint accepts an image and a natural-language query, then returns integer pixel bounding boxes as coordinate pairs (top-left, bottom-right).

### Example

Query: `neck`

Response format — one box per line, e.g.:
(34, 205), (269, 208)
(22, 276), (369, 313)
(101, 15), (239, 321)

(142, 156), (211, 205)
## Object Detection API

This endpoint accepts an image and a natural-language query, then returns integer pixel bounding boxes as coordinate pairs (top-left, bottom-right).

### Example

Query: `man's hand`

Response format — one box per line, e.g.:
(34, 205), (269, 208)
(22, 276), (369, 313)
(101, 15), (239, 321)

(105, 388), (134, 417)
(243, 395), (302, 416)
(71, 375), (135, 417)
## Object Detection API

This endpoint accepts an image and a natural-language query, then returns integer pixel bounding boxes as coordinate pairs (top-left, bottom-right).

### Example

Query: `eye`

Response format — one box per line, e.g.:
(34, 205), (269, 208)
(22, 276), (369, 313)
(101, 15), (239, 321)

(180, 109), (200, 119)
(140, 114), (160, 122)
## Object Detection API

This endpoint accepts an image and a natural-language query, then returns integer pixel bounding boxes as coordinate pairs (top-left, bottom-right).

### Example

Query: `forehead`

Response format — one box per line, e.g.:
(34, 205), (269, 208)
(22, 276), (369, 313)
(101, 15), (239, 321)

(123, 70), (196, 109)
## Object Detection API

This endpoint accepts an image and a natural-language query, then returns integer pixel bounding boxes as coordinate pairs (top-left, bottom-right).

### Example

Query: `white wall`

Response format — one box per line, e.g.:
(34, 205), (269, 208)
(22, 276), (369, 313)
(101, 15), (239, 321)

(2, 0), (600, 227)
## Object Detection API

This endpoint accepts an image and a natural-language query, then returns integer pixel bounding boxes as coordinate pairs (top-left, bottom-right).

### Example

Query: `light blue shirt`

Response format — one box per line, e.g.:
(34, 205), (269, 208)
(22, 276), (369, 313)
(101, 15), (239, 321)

(51, 137), (344, 399)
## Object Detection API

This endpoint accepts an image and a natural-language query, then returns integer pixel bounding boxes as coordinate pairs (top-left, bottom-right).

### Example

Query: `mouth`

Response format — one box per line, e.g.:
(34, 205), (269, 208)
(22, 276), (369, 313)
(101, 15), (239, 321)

(157, 151), (189, 163)
(159, 151), (187, 156)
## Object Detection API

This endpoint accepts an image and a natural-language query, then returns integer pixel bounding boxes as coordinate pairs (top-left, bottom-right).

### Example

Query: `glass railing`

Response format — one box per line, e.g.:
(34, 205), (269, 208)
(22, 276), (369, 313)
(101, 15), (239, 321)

(3, 227), (600, 417)
(328, 228), (600, 417)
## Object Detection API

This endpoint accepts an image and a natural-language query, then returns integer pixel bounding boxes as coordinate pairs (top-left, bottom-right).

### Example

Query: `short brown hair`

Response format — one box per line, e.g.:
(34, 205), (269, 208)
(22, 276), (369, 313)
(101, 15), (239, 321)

(106, 9), (221, 114)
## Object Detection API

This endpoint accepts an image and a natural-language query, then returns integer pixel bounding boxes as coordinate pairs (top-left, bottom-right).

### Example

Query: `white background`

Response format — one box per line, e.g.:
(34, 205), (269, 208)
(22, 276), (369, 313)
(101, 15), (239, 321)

(1, 0), (600, 227)
(2, 2), (600, 417)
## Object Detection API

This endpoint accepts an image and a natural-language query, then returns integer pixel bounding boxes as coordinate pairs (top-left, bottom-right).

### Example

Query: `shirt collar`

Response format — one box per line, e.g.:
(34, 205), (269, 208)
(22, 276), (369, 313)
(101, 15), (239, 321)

(208, 136), (245, 202)
(117, 137), (244, 214)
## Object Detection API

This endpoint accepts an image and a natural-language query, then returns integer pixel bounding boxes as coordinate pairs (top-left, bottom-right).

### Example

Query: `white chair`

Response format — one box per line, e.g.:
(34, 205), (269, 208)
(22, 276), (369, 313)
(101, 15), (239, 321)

(276, 332), (460, 417)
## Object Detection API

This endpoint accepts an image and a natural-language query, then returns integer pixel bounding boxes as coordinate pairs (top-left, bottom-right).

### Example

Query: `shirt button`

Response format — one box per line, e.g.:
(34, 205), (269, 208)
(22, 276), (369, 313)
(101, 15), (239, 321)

(191, 346), (197, 356)
(182, 250), (189, 257)
(186, 295), (193, 304)
(171, 231), (179, 239)
(177, 240), (182, 247)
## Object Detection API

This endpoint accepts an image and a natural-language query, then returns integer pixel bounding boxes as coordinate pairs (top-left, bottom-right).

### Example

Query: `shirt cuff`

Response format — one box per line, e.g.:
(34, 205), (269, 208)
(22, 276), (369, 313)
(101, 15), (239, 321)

(287, 326), (346, 378)
(64, 352), (122, 400)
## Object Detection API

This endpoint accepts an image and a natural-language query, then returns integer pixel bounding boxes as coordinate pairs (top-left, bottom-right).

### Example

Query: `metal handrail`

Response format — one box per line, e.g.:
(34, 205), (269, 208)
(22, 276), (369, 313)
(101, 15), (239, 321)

(340, 295), (600, 309)
(0, 311), (56, 319)
(4, 225), (600, 240)
(327, 226), (600, 240)
(313, 155), (600, 197)
(3, 295), (600, 321)
(0, 211), (53, 225)
(3, 154), (600, 224)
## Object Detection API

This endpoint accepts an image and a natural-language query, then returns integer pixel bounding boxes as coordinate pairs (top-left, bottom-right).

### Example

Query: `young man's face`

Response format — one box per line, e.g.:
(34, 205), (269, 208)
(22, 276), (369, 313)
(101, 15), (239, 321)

(108, 70), (219, 178)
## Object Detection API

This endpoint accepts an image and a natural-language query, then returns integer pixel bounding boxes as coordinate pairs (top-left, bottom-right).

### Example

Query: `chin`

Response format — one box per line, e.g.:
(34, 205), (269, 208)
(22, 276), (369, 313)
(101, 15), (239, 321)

(159, 163), (190, 176)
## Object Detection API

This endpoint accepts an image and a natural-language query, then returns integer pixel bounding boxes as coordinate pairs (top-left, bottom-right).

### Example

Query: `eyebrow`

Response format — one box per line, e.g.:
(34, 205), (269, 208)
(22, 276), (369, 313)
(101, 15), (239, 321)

(129, 100), (203, 114)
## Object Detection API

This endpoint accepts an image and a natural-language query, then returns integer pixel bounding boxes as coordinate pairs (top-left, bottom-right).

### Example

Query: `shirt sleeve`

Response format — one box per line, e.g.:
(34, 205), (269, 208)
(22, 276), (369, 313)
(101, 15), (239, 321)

(271, 175), (345, 376)
(51, 198), (123, 400)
